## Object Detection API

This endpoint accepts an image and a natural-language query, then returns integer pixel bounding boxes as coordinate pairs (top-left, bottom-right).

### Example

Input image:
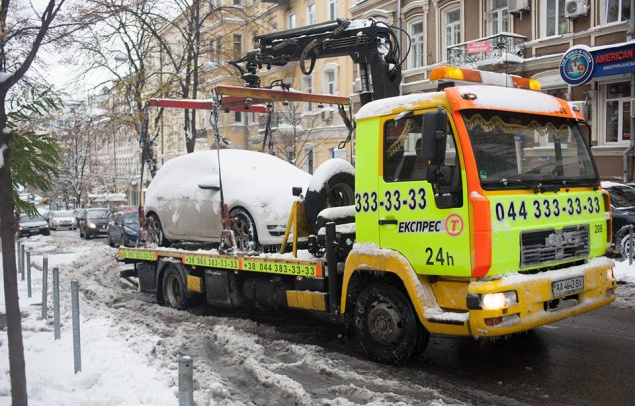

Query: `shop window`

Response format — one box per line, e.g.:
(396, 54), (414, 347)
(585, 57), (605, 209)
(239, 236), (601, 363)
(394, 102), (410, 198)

(605, 82), (632, 143)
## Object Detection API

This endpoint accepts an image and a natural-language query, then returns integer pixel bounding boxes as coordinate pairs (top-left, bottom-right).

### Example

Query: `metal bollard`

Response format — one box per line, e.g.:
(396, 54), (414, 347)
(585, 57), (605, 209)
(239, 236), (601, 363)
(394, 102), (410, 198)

(19, 244), (25, 281)
(71, 280), (82, 373)
(26, 251), (32, 297)
(41, 254), (49, 320)
(53, 267), (60, 340)
(16, 241), (22, 276)
(178, 356), (194, 406)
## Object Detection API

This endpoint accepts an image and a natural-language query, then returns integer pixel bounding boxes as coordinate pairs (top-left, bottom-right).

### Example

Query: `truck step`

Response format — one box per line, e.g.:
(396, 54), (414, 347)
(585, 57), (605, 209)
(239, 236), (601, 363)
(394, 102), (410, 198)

(286, 290), (328, 312)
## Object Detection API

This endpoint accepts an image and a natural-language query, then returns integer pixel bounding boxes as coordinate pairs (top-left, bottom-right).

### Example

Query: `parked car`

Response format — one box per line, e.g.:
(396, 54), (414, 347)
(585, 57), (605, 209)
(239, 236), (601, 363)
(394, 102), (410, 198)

(602, 181), (635, 259)
(107, 210), (140, 247)
(73, 208), (86, 226)
(144, 149), (312, 251)
(78, 208), (112, 239)
(16, 213), (50, 237)
(48, 210), (77, 230)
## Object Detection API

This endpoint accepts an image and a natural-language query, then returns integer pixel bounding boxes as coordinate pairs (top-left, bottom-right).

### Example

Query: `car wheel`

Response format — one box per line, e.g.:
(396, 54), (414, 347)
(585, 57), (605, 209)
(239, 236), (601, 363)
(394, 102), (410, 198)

(79, 228), (84, 238)
(616, 226), (635, 260)
(305, 159), (355, 233)
(146, 214), (169, 247)
(230, 208), (259, 252)
(354, 283), (429, 365)
(162, 265), (189, 310)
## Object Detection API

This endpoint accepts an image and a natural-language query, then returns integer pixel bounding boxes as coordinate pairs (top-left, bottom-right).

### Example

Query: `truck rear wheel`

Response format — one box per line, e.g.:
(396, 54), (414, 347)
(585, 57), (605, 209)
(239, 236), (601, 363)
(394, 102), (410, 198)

(162, 265), (189, 310)
(354, 283), (429, 365)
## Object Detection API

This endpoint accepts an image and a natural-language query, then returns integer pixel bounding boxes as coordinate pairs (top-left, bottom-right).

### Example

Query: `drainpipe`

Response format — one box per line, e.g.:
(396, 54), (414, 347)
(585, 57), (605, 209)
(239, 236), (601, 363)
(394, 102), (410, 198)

(624, 0), (635, 183)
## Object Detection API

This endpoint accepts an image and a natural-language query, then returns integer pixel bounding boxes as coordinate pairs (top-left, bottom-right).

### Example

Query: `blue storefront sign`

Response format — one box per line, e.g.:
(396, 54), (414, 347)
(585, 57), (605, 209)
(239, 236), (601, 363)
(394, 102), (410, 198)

(560, 42), (635, 86)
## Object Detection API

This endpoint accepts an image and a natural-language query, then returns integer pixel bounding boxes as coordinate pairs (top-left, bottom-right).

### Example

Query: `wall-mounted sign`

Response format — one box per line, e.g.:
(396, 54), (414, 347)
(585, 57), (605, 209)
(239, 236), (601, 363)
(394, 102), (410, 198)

(560, 45), (594, 86)
(560, 42), (635, 86)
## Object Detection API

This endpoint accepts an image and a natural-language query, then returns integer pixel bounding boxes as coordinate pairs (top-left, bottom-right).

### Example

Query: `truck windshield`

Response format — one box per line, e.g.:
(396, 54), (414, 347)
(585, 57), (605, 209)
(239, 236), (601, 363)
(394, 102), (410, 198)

(462, 110), (598, 191)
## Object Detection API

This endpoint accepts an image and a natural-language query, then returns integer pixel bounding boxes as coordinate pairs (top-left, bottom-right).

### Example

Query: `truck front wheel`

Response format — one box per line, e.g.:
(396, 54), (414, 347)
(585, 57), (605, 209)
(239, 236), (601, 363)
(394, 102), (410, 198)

(354, 283), (429, 365)
(162, 266), (189, 310)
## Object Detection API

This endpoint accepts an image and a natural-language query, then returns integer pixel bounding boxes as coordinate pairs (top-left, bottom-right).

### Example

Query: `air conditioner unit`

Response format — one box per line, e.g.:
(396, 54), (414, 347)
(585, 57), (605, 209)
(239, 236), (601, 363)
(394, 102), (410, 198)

(508, 0), (530, 14)
(565, 0), (588, 19)
(321, 109), (333, 121)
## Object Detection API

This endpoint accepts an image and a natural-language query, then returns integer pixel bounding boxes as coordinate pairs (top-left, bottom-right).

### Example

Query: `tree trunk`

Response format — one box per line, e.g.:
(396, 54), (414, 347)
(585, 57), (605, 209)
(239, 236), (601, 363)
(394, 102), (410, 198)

(0, 105), (28, 404)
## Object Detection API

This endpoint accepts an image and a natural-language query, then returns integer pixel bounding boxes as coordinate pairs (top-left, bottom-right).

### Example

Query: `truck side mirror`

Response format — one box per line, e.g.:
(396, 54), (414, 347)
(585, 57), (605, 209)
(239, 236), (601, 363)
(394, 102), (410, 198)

(419, 107), (447, 164)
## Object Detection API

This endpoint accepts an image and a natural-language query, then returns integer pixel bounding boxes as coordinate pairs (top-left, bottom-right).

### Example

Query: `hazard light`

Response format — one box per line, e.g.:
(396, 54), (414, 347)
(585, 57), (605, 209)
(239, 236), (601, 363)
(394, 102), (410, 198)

(430, 66), (541, 91)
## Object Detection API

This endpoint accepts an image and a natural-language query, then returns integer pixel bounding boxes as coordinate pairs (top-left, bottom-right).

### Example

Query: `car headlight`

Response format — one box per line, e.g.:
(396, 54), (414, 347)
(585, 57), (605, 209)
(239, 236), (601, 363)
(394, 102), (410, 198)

(88, 222), (96, 228)
(123, 226), (136, 235)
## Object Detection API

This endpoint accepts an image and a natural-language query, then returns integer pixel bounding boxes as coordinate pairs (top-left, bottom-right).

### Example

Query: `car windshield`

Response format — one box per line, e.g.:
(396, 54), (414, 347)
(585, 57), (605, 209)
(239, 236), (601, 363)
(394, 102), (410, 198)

(20, 214), (45, 222)
(462, 110), (598, 190)
(608, 185), (635, 208)
(123, 212), (140, 224)
(55, 211), (74, 217)
(87, 210), (111, 219)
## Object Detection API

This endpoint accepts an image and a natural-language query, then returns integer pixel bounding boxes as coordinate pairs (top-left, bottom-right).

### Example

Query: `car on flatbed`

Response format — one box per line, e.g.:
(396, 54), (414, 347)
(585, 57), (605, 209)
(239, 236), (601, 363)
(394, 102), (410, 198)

(143, 149), (312, 252)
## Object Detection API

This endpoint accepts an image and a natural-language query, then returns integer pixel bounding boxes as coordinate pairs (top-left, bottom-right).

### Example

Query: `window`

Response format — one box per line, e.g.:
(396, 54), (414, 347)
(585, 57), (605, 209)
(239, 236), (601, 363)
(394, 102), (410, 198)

(328, 0), (338, 20)
(605, 82), (632, 143)
(323, 68), (337, 95)
(215, 37), (222, 64)
(233, 0), (242, 5)
(287, 12), (296, 29)
(444, 8), (461, 60)
(604, 0), (631, 23)
(304, 146), (315, 174)
(490, 0), (509, 35)
(307, 3), (316, 25)
(233, 34), (242, 60)
(543, 0), (569, 37)
(234, 111), (244, 124)
(410, 21), (424, 69)
(286, 147), (296, 164)
(269, 18), (278, 32)
(302, 76), (314, 111)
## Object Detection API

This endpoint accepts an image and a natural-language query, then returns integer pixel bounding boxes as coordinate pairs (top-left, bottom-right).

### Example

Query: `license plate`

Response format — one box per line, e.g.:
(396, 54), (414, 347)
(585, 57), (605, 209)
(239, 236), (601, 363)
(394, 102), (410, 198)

(552, 276), (584, 298)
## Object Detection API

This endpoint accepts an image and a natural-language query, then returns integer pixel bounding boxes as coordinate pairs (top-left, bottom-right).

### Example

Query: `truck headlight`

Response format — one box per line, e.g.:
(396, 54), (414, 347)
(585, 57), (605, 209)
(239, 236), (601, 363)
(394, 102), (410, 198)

(468, 291), (518, 310)
(481, 291), (518, 310)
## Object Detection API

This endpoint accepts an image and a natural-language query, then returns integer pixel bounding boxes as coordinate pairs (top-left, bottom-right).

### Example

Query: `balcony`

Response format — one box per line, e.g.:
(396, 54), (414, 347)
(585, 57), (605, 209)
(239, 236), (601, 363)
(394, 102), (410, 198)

(447, 33), (526, 69)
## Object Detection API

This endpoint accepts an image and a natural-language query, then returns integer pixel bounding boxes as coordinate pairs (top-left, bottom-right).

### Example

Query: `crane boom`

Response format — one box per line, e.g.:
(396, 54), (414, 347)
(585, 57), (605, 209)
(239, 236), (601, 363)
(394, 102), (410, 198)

(231, 18), (402, 106)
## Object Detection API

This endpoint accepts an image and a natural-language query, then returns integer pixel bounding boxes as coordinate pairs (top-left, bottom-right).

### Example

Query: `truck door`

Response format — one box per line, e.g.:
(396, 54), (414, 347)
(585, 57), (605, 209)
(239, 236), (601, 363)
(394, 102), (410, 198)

(377, 111), (471, 277)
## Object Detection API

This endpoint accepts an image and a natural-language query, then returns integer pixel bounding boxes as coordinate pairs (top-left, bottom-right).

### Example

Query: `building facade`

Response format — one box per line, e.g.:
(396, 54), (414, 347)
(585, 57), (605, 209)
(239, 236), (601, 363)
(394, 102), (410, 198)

(350, 0), (634, 181)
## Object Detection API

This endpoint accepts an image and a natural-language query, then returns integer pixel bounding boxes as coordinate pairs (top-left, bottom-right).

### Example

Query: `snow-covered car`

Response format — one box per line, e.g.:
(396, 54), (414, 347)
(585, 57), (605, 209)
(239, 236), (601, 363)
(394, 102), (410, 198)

(602, 181), (635, 259)
(16, 213), (51, 237)
(144, 149), (312, 251)
(48, 210), (77, 230)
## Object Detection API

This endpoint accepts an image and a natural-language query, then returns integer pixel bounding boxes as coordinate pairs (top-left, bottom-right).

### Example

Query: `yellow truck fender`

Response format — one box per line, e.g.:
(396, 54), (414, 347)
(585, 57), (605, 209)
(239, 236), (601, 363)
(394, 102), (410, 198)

(341, 242), (444, 327)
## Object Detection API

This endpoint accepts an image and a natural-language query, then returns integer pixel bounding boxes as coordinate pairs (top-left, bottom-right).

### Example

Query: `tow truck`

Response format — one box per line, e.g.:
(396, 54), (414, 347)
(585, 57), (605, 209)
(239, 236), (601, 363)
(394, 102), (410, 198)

(118, 19), (617, 365)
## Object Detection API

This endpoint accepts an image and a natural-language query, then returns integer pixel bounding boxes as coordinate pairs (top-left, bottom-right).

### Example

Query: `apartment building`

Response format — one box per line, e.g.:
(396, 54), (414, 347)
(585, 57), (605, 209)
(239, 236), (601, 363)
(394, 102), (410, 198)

(350, 0), (634, 180)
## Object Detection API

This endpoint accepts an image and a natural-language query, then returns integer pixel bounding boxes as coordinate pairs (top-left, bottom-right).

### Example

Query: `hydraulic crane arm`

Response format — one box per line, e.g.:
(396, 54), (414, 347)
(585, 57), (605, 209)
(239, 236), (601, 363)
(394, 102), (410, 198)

(231, 18), (402, 106)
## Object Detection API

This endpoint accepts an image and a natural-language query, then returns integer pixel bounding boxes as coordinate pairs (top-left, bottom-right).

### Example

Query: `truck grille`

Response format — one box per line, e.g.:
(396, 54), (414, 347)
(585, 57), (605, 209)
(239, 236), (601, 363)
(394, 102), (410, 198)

(520, 225), (589, 269)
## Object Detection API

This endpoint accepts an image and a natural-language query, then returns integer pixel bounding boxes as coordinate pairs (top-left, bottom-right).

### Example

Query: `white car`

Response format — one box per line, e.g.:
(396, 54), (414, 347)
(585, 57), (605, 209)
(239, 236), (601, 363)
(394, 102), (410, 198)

(144, 149), (312, 251)
(48, 210), (77, 230)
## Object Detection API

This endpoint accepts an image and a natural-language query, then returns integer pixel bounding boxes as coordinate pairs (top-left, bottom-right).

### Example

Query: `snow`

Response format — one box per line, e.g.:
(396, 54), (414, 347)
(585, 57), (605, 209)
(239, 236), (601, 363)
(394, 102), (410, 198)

(1, 233), (634, 405)
(306, 158), (354, 193)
